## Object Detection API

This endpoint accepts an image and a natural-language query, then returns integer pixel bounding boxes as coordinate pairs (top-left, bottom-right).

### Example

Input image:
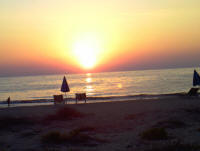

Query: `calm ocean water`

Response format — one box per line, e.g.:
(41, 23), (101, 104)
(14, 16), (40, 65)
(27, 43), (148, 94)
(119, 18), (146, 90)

(0, 67), (198, 104)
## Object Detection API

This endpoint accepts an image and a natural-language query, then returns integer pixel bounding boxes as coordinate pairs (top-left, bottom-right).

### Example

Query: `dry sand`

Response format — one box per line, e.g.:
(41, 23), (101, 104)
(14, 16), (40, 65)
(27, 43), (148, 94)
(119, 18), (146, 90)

(1, 96), (200, 151)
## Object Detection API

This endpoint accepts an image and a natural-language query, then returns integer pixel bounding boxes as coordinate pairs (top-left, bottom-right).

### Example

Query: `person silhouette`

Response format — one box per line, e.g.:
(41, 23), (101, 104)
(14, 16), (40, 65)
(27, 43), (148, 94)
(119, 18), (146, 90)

(7, 96), (10, 107)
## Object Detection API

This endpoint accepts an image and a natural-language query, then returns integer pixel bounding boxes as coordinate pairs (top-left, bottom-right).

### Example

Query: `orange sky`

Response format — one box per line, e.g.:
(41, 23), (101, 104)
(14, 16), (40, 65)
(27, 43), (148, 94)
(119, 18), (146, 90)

(0, 0), (200, 76)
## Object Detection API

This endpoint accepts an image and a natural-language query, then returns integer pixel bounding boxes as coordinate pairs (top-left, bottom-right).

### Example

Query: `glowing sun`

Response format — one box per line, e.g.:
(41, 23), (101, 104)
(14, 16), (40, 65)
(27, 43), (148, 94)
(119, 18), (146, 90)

(72, 34), (101, 69)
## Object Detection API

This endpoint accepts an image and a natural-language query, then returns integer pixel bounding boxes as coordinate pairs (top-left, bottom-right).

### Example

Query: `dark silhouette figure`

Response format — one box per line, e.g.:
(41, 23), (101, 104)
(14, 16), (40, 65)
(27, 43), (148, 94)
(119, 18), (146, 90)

(7, 96), (10, 107)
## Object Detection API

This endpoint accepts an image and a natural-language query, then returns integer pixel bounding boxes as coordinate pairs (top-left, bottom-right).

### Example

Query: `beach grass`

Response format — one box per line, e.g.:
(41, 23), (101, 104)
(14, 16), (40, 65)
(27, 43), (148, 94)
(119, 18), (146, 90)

(41, 131), (66, 144)
(140, 127), (168, 140)
(41, 127), (104, 145)
(44, 106), (85, 122)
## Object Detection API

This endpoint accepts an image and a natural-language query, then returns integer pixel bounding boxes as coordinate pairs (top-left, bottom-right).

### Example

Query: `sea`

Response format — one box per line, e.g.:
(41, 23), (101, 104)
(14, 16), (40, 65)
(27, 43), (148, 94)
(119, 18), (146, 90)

(0, 67), (198, 107)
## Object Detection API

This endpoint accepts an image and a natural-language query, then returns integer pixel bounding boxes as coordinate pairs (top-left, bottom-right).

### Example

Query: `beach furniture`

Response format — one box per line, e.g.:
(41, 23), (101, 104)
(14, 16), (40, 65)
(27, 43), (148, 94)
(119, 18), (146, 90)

(61, 76), (70, 103)
(193, 70), (200, 86)
(53, 95), (65, 104)
(188, 70), (200, 96)
(61, 76), (70, 94)
(75, 93), (87, 104)
(188, 88), (199, 96)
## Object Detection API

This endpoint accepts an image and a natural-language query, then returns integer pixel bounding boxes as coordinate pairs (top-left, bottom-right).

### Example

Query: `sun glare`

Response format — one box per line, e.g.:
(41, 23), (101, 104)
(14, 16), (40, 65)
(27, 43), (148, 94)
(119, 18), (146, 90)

(72, 34), (101, 69)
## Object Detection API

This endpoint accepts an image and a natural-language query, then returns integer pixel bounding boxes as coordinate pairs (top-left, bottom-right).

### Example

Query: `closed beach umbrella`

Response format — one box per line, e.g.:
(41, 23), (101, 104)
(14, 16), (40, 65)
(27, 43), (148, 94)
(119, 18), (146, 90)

(61, 76), (70, 95)
(193, 70), (200, 86)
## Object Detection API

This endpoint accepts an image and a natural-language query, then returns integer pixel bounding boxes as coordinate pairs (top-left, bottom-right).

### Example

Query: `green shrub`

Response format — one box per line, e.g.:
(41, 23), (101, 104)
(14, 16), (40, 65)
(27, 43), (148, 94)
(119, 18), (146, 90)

(140, 127), (168, 140)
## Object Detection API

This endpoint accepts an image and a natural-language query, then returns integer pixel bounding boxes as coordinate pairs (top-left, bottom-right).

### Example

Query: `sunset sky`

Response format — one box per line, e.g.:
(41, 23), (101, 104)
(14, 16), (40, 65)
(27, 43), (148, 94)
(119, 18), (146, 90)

(0, 0), (200, 76)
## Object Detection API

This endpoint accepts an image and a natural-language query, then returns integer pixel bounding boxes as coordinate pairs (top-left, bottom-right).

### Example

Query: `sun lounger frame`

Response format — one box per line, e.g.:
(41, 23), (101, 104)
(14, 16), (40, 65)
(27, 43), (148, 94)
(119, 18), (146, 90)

(75, 93), (87, 104)
(53, 95), (65, 104)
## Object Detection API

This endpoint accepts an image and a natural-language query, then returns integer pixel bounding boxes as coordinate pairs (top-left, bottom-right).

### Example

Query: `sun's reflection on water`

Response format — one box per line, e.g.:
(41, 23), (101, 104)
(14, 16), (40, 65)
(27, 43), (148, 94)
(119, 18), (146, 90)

(86, 85), (93, 91)
(117, 83), (122, 88)
(85, 73), (93, 95)
(86, 77), (92, 83)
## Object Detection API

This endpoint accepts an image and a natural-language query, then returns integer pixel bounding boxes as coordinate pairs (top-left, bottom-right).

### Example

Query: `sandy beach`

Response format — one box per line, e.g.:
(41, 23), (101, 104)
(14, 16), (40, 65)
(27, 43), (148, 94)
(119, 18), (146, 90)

(1, 96), (200, 151)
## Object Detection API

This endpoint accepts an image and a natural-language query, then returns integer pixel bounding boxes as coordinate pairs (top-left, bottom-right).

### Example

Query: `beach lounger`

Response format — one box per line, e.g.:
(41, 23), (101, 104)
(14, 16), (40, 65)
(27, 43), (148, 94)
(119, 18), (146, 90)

(187, 88), (199, 96)
(75, 93), (86, 104)
(53, 95), (65, 104)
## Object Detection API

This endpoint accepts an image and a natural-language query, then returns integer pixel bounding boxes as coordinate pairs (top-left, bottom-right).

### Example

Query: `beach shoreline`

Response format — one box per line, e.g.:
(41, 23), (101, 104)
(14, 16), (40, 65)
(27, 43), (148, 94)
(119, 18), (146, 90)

(0, 92), (188, 108)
